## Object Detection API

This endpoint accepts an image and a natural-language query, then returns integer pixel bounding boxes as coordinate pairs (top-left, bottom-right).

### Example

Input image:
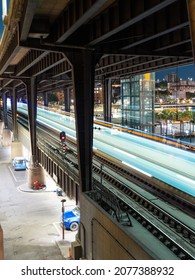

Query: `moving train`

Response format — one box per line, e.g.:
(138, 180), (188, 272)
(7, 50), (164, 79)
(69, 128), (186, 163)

(40, 104), (195, 153)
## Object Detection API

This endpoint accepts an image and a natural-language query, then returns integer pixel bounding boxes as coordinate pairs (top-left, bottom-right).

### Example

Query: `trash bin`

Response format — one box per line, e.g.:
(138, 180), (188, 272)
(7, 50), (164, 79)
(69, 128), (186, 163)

(56, 188), (63, 196)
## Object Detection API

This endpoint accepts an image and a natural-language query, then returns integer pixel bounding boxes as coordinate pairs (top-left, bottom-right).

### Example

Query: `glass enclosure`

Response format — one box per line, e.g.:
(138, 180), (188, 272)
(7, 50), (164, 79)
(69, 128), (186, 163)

(121, 73), (155, 132)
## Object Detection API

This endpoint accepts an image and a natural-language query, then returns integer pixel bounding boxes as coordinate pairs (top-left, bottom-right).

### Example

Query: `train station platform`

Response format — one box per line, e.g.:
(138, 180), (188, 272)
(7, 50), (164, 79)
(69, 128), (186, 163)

(0, 145), (77, 260)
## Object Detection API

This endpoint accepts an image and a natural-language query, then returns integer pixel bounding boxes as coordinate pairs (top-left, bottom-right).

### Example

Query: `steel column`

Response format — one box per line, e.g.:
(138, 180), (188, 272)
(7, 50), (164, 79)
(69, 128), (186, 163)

(187, 0), (195, 62)
(43, 92), (48, 107)
(103, 78), (112, 123)
(64, 87), (71, 112)
(65, 49), (97, 193)
(11, 87), (18, 141)
(25, 77), (38, 165)
(2, 92), (8, 128)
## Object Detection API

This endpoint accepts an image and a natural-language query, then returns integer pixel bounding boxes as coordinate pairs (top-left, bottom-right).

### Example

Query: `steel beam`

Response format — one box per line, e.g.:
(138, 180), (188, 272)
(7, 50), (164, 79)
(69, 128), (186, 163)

(47, 0), (111, 43)
(187, 0), (195, 62)
(65, 49), (100, 193)
(104, 77), (112, 123)
(24, 77), (38, 165)
(10, 87), (18, 141)
(64, 87), (71, 112)
(2, 92), (8, 128)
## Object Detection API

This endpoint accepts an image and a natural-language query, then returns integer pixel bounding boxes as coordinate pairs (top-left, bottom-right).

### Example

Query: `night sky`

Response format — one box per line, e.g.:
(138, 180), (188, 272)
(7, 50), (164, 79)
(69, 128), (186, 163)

(0, 1), (195, 81)
(0, 1), (3, 37)
(0, 0), (10, 36)
(155, 64), (195, 81)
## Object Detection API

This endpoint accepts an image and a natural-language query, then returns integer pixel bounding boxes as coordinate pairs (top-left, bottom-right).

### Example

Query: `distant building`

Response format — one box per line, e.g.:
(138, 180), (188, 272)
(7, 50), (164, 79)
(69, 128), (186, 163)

(165, 72), (179, 83)
(171, 90), (186, 99)
(94, 85), (103, 104)
(168, 76), (195, 99)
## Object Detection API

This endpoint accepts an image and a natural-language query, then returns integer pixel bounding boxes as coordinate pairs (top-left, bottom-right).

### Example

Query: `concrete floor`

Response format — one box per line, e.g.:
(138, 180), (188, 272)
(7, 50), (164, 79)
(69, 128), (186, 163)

(0, 145), (77, 260)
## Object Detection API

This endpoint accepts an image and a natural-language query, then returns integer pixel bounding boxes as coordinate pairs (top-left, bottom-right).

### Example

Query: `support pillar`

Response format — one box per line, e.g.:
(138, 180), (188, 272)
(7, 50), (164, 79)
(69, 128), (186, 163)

(65, 49), (100, 193)
(11, 87), (18, 141)
(25, 77), (38, 164)
(1, 92), (12, 146)
(0, 121), (3, 135)
(11, 88), (22, 158)
(2, 92), (8, 128)
(44, 92), (48, 107)
(10, 88), (26, 160)
(24, 77), (45, 187)
(64, 87), (71, 112)
(104, 78), (112, 123)
(187, 0), (195, 62)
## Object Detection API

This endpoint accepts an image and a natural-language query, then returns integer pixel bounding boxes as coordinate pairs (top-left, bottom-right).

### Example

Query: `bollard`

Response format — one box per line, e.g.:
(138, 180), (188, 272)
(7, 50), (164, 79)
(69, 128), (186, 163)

(61, 199), (66, 240)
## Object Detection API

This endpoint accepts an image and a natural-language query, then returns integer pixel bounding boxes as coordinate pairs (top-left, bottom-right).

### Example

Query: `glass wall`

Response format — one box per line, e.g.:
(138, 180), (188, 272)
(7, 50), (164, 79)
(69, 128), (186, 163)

(121, 73), (155, 133)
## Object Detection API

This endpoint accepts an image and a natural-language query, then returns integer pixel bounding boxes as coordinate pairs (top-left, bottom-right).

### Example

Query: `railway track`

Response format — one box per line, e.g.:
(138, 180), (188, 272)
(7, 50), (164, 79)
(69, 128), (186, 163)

(92, 156), (195, 236)
(91, 168), (195, 260)
(15, 114), (195, 259)
(37, 133), (195, 259)
(60, 140), (195, 259)
(15, 109), (195, 213)
(93, 152), (195, 217)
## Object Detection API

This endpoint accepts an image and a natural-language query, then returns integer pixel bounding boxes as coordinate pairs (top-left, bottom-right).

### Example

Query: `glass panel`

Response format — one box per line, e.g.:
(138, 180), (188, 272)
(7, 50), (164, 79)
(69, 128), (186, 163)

(121, 73), (155, 130)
